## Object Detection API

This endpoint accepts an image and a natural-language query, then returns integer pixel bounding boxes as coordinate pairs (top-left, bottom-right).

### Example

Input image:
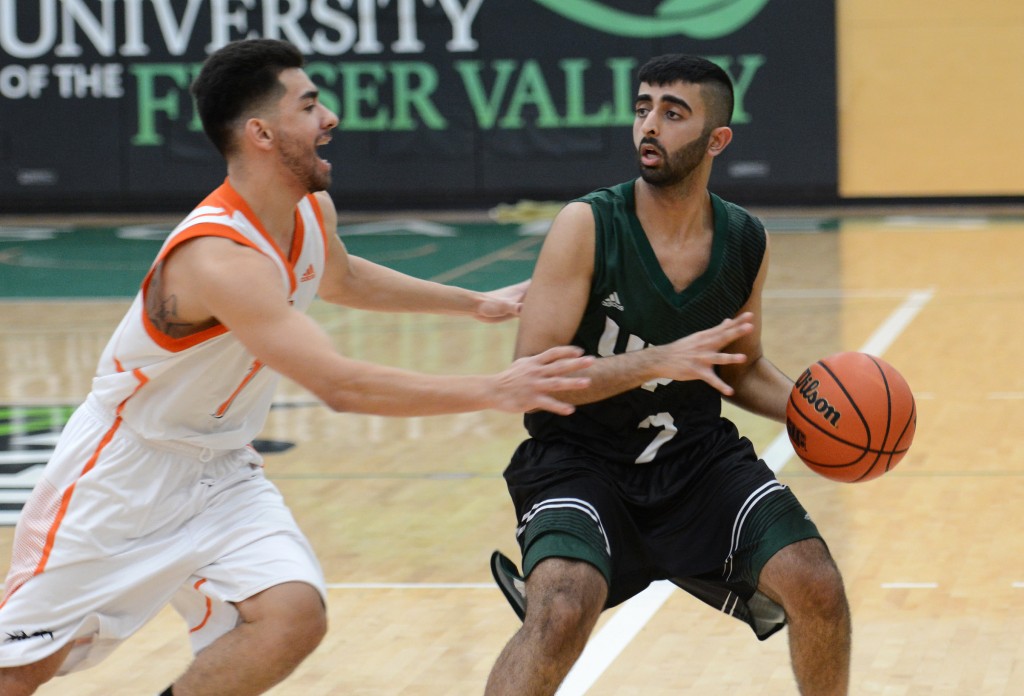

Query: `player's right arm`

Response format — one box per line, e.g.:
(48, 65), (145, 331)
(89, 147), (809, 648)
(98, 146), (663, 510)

(514, 202), (753, 405)
(154, 236), (592, 416)
(717, 237), (792, 422)
(314, 192), (527, 324)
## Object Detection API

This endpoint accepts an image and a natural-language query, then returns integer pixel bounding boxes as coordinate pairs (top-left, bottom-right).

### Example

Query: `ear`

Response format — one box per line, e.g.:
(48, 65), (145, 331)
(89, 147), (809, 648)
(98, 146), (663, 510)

(706, 126), (733, 158)
(243, 117), (275, 152)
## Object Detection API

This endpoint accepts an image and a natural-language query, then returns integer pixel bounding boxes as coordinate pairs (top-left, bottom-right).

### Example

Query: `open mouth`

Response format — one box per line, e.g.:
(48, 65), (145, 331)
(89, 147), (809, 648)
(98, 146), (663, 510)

(316, 134), (332, 167)
(639, 141), (663, 167)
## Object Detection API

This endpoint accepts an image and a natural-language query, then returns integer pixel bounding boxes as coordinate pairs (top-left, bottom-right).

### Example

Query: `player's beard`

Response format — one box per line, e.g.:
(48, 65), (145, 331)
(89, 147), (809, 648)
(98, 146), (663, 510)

(280, 136), (332, 193)
(638, 130), (710, 188)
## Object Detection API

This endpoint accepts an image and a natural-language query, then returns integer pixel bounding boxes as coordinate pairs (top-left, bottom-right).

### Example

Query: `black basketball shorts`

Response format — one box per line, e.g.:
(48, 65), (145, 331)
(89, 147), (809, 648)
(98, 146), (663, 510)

(502, 436), (823, 640)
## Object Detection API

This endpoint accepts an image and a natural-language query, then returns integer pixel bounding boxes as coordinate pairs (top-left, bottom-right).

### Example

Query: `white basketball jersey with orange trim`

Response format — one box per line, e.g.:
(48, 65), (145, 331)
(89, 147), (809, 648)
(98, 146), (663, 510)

(90, 179), (329, 449)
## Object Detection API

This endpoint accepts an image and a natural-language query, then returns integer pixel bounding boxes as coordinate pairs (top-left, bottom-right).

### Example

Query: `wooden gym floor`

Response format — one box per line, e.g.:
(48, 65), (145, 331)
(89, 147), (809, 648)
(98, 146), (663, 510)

(0, 205), (1022, 694)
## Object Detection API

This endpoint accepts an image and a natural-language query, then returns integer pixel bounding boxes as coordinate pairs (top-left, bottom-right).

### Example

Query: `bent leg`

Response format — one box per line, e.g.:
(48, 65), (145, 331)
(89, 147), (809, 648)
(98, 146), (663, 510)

(0, 643), (73, 696)
(170, 582), (326, 696)
(759, 538), (851, 696)
(486, 558), (607, 696)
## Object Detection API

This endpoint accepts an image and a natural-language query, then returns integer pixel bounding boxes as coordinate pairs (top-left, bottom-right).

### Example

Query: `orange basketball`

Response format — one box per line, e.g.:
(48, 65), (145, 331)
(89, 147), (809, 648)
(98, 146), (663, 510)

(785, 352), (916, 483)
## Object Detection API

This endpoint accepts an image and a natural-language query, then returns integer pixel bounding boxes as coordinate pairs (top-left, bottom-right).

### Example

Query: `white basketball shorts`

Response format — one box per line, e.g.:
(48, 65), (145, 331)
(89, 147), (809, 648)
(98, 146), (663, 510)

(0, 397), (326, 675)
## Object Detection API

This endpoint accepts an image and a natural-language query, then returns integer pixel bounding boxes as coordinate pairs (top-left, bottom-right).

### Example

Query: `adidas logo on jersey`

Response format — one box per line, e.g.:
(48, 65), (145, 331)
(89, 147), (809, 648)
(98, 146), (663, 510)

(601, 292), (624, 311)
(300, 264), (317, 282)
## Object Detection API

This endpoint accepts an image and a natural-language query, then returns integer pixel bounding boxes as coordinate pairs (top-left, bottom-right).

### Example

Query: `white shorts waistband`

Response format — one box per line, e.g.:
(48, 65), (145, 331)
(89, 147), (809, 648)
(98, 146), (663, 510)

(82, 396), (250, 463)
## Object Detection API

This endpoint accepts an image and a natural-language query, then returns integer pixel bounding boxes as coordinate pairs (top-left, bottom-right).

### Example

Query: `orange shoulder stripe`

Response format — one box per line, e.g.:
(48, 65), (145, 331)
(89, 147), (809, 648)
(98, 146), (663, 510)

(140, 222), (255, 352)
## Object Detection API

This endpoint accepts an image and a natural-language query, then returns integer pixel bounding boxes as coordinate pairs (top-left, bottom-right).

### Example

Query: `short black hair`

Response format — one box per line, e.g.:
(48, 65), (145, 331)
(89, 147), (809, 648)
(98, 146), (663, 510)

(190, 39), (304, 156)
(637, 54), (734, 129)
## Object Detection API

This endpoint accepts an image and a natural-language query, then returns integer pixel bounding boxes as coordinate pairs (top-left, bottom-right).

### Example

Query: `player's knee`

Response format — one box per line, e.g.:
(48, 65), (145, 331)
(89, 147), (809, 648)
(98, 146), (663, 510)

(278, 593), (328, 658)
(763, 540), (849, 621)
(0, 673), (35, 696)
(801, 570), (848, 622)
(0, 669), (38, 696)
(0, 647), (72, 696)
(246, 583), (327, 662)
(787, 557), (848, 622)
(524, 561), (605, 649)
(526, 595), (593, 656)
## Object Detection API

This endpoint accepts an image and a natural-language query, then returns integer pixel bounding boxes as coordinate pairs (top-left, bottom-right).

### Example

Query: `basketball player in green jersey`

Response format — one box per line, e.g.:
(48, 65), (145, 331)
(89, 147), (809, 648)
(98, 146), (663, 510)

(486, 55), (851, 695)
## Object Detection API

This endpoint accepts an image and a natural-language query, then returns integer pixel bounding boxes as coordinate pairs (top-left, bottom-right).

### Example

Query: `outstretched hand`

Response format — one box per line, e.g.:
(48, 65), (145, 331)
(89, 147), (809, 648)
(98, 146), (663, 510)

(474, 280), (530, 323)
(491, 345), (593, 415)
(660, 312), (755, 396)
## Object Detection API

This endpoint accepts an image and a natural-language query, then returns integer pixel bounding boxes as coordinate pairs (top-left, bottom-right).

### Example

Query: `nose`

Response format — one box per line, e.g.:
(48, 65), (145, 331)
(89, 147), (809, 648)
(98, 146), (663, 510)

(641, 111), (658, 136)
(321, 104), (339, 131)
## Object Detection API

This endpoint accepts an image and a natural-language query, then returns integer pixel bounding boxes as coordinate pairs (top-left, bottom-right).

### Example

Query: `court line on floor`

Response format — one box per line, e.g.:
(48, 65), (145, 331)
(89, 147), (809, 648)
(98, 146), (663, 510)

(427, 236), (543, 284)
(554, 288), (935, 696)
(765, 288), (929, 299)
(555, 581), (675, 695)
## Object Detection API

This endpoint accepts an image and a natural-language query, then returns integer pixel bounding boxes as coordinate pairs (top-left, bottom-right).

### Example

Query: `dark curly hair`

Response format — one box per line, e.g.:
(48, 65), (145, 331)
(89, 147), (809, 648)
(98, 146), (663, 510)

(190, 39), (305, 156)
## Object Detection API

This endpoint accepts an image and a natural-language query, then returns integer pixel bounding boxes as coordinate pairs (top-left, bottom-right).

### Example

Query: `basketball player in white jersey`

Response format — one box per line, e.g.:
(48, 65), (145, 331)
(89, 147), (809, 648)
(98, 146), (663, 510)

(0, 40), (759, 696)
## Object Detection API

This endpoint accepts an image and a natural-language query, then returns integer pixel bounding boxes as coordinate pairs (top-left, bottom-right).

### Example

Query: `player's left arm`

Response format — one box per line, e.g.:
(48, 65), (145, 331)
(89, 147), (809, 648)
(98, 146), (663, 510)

(718, 238), (793, 424)
(314, 192), (524, 322)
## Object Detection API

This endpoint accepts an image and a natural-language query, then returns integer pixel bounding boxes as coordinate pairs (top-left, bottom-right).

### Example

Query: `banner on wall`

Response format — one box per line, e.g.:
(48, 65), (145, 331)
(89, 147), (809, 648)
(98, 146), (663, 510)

(0, 0), (836, 212)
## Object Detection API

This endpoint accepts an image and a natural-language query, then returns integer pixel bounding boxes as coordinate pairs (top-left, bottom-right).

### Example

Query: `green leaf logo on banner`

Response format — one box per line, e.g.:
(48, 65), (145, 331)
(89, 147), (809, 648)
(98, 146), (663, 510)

(530, 0), (770, 39)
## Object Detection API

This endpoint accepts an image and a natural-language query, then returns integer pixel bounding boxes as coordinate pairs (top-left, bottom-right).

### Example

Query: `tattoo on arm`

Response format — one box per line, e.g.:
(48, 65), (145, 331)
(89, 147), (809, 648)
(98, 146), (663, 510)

(150, 295), (197, 338)
(146, 265), (207, 338)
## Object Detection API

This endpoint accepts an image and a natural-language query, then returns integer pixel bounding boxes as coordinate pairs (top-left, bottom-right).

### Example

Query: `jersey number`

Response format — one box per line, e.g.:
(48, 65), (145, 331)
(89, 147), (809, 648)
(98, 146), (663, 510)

(597, 317), (679, 463)
(636, 412), (677, 464)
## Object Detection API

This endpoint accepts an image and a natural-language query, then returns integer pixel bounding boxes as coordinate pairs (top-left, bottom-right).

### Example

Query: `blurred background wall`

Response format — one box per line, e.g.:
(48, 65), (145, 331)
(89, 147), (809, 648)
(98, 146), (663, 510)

(838, 0), (1024, 198)
(0, 0), (1021, 213)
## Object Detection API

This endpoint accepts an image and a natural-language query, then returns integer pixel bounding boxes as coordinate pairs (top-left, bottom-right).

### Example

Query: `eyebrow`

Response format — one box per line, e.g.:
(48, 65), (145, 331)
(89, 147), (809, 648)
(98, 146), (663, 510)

(635, 92), (693, 114)
(299, 89), (319, 103)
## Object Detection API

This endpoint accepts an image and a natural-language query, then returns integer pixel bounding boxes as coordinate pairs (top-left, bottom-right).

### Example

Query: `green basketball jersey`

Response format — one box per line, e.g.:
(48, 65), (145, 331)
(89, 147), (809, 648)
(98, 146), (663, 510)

(524, 179), (766, 466)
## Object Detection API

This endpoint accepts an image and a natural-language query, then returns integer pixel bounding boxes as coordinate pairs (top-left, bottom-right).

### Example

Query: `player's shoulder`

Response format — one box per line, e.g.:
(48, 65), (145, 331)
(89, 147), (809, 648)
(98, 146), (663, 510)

(711, 192), (760, 223)
(568, 180), (637, 236)
(711, 192), (766, 238)
(574, 180), (633, 207)
(310, 191), (338, 227)
(311, 190), (335, 212)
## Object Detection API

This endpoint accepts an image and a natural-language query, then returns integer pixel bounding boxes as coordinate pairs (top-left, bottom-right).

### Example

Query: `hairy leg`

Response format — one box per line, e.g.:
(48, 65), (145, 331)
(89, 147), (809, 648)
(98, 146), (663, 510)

(759, 538), (851, 696)
(486, 558), (607, 696)
(171, 582), (327, 696)
(0, 643), (73, 696)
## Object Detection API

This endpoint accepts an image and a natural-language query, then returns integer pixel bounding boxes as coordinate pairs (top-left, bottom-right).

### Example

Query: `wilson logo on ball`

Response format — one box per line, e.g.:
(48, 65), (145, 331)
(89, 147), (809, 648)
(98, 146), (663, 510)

(786, 352), (917, 483)
(794, 369), (841, 427)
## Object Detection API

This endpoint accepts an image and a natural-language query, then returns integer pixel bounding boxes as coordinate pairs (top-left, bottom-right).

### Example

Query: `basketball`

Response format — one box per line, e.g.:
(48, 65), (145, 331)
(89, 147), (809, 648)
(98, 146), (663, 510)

(785, 351), (916, 483)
